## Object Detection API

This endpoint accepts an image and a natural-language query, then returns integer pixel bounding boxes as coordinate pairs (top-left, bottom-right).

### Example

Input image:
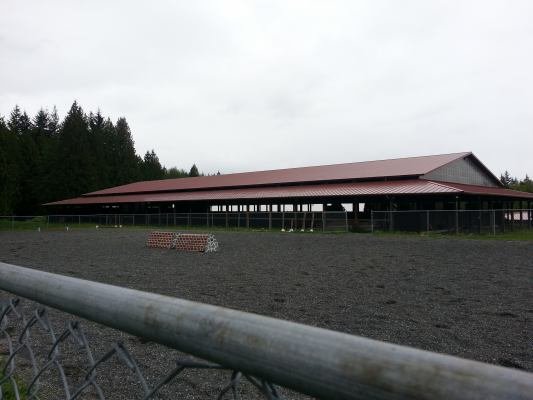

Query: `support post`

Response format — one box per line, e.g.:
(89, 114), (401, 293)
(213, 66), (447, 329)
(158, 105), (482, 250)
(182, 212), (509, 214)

(455, 197), (459, 234)
(527, 201), (532, 229)
(345, 211), (348, 232)
(388, 198), (394, 232)
(269, 212), (272, 230)
(426, 210), (429, 233)
(352, 202), (359, 230)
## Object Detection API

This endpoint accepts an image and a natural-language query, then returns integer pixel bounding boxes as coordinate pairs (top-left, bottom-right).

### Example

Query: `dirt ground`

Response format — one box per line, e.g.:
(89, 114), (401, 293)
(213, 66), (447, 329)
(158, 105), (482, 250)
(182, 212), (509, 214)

(0, 229), (531, 399)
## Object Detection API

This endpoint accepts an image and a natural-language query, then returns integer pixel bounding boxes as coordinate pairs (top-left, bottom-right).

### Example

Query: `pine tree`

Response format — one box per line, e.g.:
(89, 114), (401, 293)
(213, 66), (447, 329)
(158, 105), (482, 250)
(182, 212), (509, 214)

(89, 111), (113, 189)
(48, 106), (60, 136)
(165, 167), (189, 178)
(141, 150), (165, 180)
(38, 108), (61, 205)
(189, 163), (199, 177)
(500, 171), (513, 188)
(7, 105), (29, 134)
(0, 117), (22, 214)
(112, 117), (141, 185)
(53, 101), (97, 198)
(516, 175), (533, 193)
(1, 102), (211, 212)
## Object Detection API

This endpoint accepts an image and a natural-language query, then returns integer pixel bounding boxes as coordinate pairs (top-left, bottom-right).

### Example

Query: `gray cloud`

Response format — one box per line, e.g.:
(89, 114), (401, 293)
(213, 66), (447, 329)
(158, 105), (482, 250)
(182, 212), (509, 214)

(1, 0), (532, 177)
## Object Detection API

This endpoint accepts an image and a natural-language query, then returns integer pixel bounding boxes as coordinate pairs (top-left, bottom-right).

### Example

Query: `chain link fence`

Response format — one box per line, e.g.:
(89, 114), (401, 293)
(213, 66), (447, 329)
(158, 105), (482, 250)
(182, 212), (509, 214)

(371, 209), (533, 235)
(0, 262), (531, 399)
(0, 212), (349, 233)
(0, 298), (282, 399)
(2, 210), (532, 235)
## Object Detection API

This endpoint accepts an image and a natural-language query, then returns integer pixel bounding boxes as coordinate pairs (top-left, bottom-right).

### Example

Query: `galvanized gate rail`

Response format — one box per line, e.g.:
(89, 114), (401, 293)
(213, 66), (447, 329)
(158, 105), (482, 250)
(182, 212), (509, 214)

(0, 262), (531, 399)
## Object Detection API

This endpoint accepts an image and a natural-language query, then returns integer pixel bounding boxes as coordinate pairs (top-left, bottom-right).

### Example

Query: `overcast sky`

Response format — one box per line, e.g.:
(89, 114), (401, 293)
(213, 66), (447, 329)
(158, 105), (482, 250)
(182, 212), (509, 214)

(1, 1), (532, 178)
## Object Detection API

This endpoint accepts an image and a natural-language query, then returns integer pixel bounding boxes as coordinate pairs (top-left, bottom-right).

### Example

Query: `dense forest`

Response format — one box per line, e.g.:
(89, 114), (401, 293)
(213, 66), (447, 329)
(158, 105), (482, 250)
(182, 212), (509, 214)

(0, 102), (202, 215)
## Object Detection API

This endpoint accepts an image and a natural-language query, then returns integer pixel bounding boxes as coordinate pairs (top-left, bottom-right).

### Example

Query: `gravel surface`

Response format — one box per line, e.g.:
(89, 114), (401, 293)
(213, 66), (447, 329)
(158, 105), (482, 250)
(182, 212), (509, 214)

(0, 229), (531, 398)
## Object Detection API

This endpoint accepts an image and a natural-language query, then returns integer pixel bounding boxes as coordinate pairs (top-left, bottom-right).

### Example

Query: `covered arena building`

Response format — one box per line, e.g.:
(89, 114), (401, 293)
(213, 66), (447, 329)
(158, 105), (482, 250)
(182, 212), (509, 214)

(46, 152), (533, 230)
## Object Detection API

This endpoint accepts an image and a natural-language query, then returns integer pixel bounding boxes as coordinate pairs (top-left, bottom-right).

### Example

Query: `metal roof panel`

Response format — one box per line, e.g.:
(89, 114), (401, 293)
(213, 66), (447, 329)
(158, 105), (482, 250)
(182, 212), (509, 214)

(83, 152), (471, 196)
(47, 180), (461, 205)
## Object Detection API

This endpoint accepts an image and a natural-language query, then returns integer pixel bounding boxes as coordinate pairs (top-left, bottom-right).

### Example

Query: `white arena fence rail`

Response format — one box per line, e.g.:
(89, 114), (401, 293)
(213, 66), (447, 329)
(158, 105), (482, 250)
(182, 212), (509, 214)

(371, 209), (533, 235)
(0, 212), (350, 232)
(0, 262), (531, 400)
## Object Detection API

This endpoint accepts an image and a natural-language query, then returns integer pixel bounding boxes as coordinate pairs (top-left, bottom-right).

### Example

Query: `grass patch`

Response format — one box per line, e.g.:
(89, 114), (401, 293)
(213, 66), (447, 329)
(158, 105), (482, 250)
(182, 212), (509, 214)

(0, 217), (47, 231)
(372, 229), (533, 241)
(2, 217), (530, 239)
(0, 362), (27, 399)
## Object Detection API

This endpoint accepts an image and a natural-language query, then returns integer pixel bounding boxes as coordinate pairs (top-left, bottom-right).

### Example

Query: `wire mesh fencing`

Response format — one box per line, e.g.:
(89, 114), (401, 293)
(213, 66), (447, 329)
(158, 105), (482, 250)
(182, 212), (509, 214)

(0, 262), (531, 400)
(3, 210), (531, 235)
(1, 212), (350, 233)
(0, 297), (284, 399)
(371, 209), (533, 235)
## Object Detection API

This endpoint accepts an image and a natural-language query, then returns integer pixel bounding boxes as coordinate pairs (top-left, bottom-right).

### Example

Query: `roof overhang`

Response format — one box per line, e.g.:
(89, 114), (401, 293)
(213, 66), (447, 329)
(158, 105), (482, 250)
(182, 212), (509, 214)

(45, 179), (533, 206)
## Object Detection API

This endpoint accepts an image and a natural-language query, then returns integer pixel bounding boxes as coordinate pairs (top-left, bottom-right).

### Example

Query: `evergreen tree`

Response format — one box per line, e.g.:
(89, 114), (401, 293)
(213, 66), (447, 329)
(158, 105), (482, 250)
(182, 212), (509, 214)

(48, 106), (60, 136)
(165, 167), (189, 178)
(514, 175), (533, 193)
(32, 109), (50, 138)
(500, 171), (533, 193)
(38, 108), (62, 205)
(0, 102), (211, 213)
(112, 117), (141, 185)
(6, 106), (39, 213)
(189, 163), (199, 177)
(500, 171), (513, 188)
(0, 117), (21, 214)
(53, 101), (97, 198)
(89, 111), (113, 189)
(141, 150), (165, 180)
(7, 105), (32, 135)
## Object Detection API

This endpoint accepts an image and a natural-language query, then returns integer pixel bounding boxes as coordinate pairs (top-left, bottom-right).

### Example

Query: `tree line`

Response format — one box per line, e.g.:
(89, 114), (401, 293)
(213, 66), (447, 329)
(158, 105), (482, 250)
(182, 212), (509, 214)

(0, 102), (203, 215)
(500, 171), (533, 193)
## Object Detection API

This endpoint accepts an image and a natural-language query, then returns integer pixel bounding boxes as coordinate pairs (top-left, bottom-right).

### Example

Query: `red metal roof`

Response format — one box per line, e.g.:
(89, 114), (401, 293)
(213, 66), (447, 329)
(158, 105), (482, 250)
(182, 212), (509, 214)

(46, 179), (533, 206)
(435, 181), (533, 199)
(84, 152), (471, 196)
(45, 180), (462, 205)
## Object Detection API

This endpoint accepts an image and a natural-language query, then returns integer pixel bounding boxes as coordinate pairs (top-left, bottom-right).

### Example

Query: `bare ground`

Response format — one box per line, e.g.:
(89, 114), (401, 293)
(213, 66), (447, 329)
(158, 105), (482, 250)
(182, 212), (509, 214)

(0, 229), (531, 399)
